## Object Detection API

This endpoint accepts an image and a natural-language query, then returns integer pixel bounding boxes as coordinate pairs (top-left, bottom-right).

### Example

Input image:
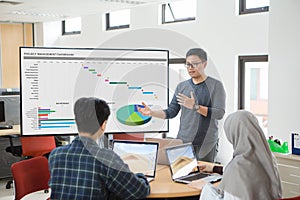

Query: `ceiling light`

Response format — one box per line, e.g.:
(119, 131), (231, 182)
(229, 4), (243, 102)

(11, 11), (66, 18)
(98, 0), (146, 4)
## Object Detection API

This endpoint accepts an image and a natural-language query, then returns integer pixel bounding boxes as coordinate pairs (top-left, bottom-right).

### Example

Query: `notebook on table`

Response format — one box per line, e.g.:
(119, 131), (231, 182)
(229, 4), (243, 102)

(165, 143), (222, 184)
(145, 137), (183, 165)
(112, 140), (159, 182)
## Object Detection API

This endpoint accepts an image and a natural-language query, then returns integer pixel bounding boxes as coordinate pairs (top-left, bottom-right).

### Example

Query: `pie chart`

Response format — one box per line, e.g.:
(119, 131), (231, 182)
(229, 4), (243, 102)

(116, 104), (152, 126)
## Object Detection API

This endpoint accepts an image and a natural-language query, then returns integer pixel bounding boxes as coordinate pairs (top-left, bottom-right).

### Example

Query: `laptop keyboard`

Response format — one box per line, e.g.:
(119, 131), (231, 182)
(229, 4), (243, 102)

(181, 173), (210, 182)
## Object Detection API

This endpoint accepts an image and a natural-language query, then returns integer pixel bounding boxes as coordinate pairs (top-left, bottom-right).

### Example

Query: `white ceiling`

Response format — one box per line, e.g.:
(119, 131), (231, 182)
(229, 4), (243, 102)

(0, 0), (172, 23)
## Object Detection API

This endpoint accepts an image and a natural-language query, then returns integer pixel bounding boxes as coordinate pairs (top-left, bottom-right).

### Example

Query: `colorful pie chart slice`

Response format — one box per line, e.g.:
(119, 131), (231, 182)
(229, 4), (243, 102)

(116, 104), (152, 126)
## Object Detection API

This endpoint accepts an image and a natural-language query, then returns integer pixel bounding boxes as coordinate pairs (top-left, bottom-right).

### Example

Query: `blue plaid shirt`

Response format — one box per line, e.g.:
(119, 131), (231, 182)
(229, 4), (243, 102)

(49, 136), (150, 200)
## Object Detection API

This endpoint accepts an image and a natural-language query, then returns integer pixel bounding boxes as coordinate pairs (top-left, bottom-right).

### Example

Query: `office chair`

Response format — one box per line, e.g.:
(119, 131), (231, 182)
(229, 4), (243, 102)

(113, 133), (144, 141)
(20, 136), (56, 158)
(5, 136), (56, 189)
(11, 156), (50, 200)
(6, 136), (56, 158)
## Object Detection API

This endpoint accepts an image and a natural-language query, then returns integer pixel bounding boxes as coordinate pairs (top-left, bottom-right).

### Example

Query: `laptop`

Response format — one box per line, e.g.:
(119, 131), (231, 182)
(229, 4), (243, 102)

(112, 140), (159, 182)
(145, 137), (183, 165)
(165, 143), (222, 184)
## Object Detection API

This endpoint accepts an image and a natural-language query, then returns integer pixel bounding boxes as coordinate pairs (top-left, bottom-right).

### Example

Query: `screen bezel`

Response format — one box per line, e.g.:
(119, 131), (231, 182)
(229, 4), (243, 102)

(112, 140), (159, 178)
(165, 143), (199, 180)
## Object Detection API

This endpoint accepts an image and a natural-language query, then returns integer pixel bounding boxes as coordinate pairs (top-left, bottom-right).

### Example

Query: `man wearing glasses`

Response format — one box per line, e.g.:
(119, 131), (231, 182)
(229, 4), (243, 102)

(139, 48), (226, 162)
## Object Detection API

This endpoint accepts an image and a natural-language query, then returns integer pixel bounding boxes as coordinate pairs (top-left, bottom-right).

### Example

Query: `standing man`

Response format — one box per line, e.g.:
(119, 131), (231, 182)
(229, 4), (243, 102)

(49, 97), (150, 200)
(138, 48), (226, 162)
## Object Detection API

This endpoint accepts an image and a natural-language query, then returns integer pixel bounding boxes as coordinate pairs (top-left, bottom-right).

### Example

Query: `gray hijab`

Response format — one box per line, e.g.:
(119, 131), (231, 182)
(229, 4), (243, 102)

(219, 110), (282, 200)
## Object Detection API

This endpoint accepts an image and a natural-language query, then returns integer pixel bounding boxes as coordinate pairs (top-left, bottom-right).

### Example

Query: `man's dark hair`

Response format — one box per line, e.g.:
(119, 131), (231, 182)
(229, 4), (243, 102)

(186, 48), (207, 62)
(74, 97), (110, 135)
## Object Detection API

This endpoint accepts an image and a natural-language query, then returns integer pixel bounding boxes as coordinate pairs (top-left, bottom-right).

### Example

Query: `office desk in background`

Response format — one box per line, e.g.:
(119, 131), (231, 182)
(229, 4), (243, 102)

(0, 124), (20, 136)
(0, 125), (21, 179)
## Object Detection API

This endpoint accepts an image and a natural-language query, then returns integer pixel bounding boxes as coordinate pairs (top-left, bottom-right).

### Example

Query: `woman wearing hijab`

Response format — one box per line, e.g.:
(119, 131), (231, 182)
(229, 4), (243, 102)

(189, 110), (282, 200)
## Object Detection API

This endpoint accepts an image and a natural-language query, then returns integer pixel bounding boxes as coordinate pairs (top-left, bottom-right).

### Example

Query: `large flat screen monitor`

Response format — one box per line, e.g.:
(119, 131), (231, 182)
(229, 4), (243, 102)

(20, 47), (169, 136)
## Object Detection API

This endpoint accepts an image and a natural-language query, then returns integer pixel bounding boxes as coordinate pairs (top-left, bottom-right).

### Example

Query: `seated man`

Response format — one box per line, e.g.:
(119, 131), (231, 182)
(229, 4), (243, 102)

(49, 97), (150, 200)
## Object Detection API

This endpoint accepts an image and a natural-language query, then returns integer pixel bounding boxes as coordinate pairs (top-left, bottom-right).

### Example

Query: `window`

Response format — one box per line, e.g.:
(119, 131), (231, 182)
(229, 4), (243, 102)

(162, 0), (196, 24)
(239, 0), (269, 15)
(238, 55), (268, 134)
(62, 17), (81, 35)
(106, 9), (130, 31)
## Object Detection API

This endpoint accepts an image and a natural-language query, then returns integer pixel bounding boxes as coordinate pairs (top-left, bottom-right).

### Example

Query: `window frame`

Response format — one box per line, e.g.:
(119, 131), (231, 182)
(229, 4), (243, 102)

(105, 12), (130, 31)
(239, 0), (269, 15)
(62, 19), (81, 36)
(238, 55), (268, 109)
(162, 3), (195, 24)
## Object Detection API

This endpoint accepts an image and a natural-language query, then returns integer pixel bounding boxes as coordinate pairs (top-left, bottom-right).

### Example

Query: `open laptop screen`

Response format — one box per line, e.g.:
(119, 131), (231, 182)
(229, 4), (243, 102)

(166, 143), (198, 179)
(112, 140), (158, 178)
(145, 137), (183, 165)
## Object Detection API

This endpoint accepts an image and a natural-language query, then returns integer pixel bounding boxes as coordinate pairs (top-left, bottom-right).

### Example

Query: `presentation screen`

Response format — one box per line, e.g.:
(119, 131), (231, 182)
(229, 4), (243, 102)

(20, 47), (169, 136)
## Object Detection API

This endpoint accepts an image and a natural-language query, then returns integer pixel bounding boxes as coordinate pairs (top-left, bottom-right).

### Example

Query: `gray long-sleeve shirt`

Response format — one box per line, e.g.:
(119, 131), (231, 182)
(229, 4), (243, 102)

(163, 77), (226, 157)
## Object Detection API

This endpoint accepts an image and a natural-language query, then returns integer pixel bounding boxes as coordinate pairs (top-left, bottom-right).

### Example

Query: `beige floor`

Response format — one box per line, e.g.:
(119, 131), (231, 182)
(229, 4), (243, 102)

(0, 178), (50, 200)
(0, 178), (14, 200)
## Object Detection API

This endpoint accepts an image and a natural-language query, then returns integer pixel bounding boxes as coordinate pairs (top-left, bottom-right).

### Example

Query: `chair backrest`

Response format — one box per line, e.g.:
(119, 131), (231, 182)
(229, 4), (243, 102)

(113, 133), (144, 141)
(21, 136), (56, 157)
(11, 156), (50, 200)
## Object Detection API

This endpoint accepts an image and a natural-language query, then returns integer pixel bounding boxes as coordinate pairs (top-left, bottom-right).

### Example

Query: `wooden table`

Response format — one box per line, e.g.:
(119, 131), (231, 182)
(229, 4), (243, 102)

(148, 165), (200, 198)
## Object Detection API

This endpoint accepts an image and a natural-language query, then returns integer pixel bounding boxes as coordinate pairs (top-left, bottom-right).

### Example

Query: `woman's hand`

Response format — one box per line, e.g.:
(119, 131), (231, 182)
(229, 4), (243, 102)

(198, 162), (214, 172)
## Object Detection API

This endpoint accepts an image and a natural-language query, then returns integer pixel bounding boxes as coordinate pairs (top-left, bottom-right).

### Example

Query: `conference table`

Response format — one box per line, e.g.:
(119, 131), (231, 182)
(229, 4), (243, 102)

(0, 128), (215, 199)
(22, 164), (203, 200)
(148, 164), (202, 199)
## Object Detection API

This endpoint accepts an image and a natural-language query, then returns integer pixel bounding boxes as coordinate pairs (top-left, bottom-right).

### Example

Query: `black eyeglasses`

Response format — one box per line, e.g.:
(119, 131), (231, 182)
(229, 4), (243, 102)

(184, 61), (204, 69)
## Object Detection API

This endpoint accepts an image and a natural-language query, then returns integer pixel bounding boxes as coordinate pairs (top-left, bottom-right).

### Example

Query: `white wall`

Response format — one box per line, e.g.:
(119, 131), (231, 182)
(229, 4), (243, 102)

(268, 0), (300, 146)
(36, 0), (270, 165)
